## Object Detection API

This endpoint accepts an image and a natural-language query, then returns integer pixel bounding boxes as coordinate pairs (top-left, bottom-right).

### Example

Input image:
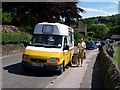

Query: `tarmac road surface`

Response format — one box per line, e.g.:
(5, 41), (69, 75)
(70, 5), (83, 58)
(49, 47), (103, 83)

(2, 48), (100, 88)
(2, 54), (58, 88)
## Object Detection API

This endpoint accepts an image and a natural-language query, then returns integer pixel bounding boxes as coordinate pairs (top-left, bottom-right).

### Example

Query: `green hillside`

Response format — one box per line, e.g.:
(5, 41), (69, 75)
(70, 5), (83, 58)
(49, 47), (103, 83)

(80, 14), (120, 39)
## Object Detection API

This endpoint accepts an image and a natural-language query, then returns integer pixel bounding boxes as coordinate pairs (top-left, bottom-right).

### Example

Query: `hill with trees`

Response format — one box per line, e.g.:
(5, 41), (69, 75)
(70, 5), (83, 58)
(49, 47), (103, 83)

(80, 14), (120, 39)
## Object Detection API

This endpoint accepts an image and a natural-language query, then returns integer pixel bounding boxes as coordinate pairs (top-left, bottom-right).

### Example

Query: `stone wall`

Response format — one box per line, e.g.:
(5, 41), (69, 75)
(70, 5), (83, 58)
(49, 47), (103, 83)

(98, 45), (120, 89)
(1, 44), (25, 57)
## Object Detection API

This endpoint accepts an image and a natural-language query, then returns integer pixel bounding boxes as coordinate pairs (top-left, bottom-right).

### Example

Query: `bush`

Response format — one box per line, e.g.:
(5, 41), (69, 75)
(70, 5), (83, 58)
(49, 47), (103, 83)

(2, 12), (12, 25)
(84, 36), (89, 41)
(2, 25), (20, 33)
(2, 31), (32, 44)
(19, 25), (33, 34)
(74, 30), (84, 46)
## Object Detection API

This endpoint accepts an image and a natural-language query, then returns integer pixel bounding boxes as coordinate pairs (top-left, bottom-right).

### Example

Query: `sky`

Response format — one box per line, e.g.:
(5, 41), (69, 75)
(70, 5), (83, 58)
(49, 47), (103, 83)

(77, 0), (120, 19)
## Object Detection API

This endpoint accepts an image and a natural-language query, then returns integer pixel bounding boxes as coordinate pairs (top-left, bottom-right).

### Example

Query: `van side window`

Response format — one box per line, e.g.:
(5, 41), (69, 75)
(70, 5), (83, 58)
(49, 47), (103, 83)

(64, 37), (68, 47)
(68, 31), (73, 47)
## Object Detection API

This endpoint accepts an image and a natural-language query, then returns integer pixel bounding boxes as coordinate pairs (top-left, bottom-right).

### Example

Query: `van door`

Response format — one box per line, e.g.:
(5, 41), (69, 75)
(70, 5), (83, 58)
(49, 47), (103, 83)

(63, 37), (70, 66)
(68, 31), (74, 61)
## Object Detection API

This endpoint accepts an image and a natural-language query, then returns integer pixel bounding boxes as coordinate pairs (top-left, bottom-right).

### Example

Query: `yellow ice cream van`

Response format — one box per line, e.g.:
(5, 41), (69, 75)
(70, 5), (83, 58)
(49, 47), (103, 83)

(22, 22), (74, 74)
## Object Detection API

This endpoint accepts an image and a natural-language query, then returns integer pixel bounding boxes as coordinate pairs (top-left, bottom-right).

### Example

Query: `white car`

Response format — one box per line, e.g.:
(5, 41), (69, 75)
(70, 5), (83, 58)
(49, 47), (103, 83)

(94, 41), (101, 47)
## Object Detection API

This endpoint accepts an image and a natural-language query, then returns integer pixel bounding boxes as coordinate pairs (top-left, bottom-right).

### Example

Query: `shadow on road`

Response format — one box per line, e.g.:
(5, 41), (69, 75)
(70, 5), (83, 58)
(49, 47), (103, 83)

(91, 54), (103, 89)
(3, 62), (59, 77)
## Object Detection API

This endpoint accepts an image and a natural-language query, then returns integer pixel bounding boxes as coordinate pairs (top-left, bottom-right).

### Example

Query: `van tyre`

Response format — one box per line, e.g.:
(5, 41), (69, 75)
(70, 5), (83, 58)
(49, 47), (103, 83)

(72, 56), (77, 65)
(68, 60), (72, 67)
(58, 61), (65, 75)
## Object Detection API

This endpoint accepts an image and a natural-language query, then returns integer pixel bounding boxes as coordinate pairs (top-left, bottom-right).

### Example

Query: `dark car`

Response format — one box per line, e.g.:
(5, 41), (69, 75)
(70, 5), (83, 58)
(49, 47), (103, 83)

(100, 40), (107, 46)
(86, 41), (97, 50)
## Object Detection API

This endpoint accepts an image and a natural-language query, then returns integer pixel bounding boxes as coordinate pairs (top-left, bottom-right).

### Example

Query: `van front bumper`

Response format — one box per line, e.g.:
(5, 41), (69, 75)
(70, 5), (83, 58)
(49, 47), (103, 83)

(22, 61), (61, 71)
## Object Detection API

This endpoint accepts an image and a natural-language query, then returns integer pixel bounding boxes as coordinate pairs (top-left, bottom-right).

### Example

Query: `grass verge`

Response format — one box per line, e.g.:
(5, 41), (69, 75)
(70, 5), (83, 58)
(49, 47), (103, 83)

(113, 45), (120, 69)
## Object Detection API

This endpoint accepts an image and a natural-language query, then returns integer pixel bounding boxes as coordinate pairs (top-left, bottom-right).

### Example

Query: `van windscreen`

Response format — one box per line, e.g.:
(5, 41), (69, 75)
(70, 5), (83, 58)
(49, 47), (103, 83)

(31, 34), (62, 48)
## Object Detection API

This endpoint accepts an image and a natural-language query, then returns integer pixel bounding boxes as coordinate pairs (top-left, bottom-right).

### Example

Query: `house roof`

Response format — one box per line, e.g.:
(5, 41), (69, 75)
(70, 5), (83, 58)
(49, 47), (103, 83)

(111, 35), (120, 39)
(75, 24), (87, 32)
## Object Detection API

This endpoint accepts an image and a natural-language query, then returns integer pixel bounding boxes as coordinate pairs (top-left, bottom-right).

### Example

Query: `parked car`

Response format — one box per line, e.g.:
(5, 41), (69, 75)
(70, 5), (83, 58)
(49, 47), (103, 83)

(86, 41), (97, 50)
(100, 40), (107, 46)
(94, 41), (101, 47)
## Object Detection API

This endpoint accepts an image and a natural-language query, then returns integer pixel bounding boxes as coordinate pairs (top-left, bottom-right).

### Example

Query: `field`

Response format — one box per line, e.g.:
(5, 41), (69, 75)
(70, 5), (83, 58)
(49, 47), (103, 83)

(113, 45), (120, 69)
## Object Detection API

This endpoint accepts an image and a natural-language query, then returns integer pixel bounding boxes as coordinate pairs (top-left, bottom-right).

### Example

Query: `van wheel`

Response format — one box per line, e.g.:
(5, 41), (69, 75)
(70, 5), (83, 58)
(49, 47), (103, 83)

(68, 60), (72, 67)
(72, 56), (77, 65)
(58, 61), (65, 75)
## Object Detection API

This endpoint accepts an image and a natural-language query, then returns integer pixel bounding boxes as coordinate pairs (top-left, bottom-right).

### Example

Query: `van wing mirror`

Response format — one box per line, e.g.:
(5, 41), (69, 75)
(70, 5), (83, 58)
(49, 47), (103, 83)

(63, 45), (69, 51)
(24, 42), (28, 47)
(24, 42), (30, 47)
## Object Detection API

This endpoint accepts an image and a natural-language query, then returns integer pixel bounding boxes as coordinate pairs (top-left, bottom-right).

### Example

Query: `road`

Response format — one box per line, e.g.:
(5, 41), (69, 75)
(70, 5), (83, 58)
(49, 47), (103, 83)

(2, 54), (58, 88)
(2, 49), (98, 88)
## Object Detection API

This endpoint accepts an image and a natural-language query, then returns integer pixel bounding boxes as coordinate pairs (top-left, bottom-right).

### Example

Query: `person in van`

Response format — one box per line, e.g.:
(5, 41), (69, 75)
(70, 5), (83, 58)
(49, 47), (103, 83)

(77, 38), (86, 67)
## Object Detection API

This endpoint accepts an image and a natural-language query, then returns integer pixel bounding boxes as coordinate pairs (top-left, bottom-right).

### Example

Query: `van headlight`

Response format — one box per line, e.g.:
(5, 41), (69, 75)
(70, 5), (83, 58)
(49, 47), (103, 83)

(48, 58), (59, 62)
(23, 54), (30, 59)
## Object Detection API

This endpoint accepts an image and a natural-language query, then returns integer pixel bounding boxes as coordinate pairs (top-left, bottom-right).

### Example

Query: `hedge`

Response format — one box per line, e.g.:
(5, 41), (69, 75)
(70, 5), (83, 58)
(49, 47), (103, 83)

(2, 31), (32, 44)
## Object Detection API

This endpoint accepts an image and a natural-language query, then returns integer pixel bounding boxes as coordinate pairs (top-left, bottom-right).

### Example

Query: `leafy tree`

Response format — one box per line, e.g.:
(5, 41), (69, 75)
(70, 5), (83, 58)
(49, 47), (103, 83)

(2, 12), (12, 24)
(2, 2), (84, 28)
(87, 31), (95, 37)
(91, 24), (109, 39)
(108, 14), (120, 35)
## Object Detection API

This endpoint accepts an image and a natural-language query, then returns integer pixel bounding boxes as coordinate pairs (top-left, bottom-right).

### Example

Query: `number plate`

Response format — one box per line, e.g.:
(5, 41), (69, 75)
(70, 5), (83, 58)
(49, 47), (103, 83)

(31, 63), (43, 67)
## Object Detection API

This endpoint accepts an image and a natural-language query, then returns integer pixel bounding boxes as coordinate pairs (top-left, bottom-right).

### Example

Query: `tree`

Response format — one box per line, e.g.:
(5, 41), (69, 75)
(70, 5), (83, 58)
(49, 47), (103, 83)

(2, 12), (12, 25)
(87, 31), (95, 37)
(107, 14), (120, 35)
(90, 24), (109, 39)
(2, 2), (84, 27)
